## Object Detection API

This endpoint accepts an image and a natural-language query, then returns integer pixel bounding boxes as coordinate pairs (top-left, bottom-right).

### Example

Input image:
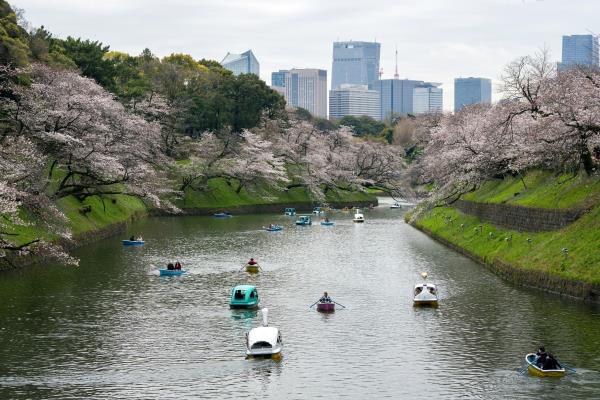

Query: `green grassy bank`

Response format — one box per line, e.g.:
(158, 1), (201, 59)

(409, 171), (600, 296)
(5, 178), (376, 256)
(178, 177), (375, 210)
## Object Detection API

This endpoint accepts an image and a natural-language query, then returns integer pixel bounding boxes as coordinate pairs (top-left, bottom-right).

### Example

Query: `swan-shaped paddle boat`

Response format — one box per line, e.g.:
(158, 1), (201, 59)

(352, 209), (365, 223)
(413, 272), (438, 306)
(295, 215), (312, 226)
(246, 308), (282, 359)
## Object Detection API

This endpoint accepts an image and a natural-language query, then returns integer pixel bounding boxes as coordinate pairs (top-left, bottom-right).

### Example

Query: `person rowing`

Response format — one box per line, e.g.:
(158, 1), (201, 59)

(174, 261), (182, 270)
(320, 291), (332, 303)
(535, 346), (548, 367)
(247, 258), (258, 266)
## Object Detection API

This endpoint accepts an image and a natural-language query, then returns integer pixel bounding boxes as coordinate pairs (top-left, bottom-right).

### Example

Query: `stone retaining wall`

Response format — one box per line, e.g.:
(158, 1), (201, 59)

(453, 200), (586, 232)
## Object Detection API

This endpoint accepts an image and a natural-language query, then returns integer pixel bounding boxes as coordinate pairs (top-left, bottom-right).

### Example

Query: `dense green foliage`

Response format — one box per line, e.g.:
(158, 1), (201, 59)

(0, 1), (29, 67)
(1, 5), (285, 135)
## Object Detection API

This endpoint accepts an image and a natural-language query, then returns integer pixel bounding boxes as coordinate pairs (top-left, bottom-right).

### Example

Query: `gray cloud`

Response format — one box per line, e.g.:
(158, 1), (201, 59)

(14, 0), (599, 110)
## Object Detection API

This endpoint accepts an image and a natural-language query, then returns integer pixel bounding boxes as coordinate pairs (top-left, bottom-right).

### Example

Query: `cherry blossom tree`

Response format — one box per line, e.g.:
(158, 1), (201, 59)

(6, 64), (172, 206)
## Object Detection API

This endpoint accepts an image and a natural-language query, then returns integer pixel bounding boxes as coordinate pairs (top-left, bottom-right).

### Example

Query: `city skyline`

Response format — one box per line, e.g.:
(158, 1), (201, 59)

(13, 0), (600, 111)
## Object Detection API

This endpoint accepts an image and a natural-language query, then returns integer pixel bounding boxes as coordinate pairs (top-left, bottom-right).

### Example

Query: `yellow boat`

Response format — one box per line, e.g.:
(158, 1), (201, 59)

(526, 354), (566, 377)
(245, 264), (260, 273)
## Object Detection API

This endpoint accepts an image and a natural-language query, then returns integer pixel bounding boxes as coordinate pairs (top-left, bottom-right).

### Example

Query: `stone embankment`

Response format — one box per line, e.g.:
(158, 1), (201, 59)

(453, 200), (586, 232)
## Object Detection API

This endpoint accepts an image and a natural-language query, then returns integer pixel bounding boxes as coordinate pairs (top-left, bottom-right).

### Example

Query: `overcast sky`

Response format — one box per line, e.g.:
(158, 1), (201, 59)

(13, 0), (599, 110)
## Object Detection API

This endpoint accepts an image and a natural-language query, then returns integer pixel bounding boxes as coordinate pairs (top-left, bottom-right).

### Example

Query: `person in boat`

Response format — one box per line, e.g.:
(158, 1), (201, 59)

(324, 217), (330, 223)
(269, 224), (274, 229)
(535, 346), (548, 367)
(247, 258), (257, 266)
(542, 353), (560, 370)
(136, 236), (143, 241)
(320, 291), (332, 303)
(174, 261), (182, 270)
(129, 235), (135, 241)
(167, 262), (175, 271)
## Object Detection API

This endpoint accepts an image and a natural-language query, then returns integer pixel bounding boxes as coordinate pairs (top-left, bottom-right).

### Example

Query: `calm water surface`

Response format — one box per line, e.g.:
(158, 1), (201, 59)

(1, 199), (599, 399)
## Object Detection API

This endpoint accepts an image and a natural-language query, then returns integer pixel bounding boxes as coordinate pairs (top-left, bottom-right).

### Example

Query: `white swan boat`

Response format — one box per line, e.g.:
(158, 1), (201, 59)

(353, 209), (365, 223)
(245, 308), (282, 359)
(413, 272), (438, 306)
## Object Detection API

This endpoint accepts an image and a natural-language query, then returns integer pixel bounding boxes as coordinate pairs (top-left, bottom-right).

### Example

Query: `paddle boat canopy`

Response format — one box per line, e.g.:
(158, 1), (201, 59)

(159, 269), (186, 276)
(353, 209), (365, 223)
(246, 308), (282, 359)
(525, 354), (566, 377)
(213, 212), (232, 218)
(413, 282), (438, 306)
(265, 225), (283, 232)
(284, 207), (296, 216)
(295, 215), (312, 226)
(122, 239), (145, 246)
(230, 285), (259, 309)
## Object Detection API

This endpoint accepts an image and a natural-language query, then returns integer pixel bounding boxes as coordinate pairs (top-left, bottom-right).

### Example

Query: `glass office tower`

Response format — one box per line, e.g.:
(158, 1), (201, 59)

(331, 41), (380, 89)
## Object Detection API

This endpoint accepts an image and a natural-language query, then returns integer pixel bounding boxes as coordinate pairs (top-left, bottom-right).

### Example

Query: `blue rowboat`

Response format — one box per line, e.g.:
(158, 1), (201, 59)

(213, 212), (232, 218)
(230, 285), (260, 309)
(320, 221), (334, 226)
(265, 225), (283, 232)
(159, 269), (186, 276)
(122, 240), (145, 246)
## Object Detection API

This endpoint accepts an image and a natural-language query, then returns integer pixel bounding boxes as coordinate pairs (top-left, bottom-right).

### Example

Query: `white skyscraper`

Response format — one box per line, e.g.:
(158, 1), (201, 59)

(272, 69), (328, 118)
(329, 84), (380, 120)
(413, 84), (443, 114)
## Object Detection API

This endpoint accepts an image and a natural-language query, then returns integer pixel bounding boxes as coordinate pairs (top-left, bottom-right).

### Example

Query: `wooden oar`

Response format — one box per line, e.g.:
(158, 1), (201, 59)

(332, 300), (346, 308)
(309, 300), (320, 308)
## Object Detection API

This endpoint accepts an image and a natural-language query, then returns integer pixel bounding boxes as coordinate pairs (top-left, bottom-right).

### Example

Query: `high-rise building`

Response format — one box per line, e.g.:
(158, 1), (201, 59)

(220, 50), (260, 76)
(454, 77), (492, 112)
(331, 41), (380, 89)
(329, 84), (380, 120)
(271, 70), (288, 87)
(559, 35), (599, 70)
(371, 79), (429, 119)
(271, 69), (327, 118)
(413, 84), (443, 114)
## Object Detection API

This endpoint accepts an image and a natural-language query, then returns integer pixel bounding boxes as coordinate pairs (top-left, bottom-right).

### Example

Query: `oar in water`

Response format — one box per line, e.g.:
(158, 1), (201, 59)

(332, 300), (346, 308)
(517, 364), (529, 374)
(560, 363), (577, 372)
